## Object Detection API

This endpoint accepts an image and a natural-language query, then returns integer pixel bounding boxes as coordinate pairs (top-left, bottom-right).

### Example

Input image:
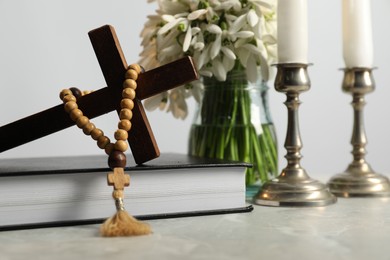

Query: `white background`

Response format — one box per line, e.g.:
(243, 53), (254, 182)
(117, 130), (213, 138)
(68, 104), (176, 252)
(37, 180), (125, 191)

(1, 0), (390, 181)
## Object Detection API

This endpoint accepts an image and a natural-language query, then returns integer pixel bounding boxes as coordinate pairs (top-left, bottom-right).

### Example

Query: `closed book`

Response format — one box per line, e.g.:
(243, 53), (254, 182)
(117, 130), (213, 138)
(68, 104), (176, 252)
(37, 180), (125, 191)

(0, 153), (253, 230)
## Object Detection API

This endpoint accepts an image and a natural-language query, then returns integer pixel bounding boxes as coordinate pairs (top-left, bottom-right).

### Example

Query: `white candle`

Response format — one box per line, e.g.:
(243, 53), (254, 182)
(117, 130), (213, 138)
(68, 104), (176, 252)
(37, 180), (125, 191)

(277, 0), (308, 64)
(342, 0), (374, 68)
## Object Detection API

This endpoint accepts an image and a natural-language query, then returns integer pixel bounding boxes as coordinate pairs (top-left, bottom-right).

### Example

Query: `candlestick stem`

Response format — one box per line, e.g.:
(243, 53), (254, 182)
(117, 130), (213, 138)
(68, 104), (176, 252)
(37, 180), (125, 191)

(282, 92), (309, 180)
(350, 93), (371, 172)
(328, 68), (390, 197)
(254, 63), (336, 207)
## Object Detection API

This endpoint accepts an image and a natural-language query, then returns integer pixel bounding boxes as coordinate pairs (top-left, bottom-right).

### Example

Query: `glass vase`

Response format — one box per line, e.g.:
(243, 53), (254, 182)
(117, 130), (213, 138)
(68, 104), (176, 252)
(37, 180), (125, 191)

(188, 69), (278, 196)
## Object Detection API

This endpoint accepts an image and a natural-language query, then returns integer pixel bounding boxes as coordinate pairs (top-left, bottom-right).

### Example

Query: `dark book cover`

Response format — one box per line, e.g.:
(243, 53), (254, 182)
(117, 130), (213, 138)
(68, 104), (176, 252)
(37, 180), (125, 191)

(0, 153), (253, 230)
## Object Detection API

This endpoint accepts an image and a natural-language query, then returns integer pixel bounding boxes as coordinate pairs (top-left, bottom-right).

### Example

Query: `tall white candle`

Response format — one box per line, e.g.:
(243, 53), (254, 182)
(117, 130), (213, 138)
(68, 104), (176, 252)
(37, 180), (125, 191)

(342, 0), (374, 68)
(277, 0), (308, 64)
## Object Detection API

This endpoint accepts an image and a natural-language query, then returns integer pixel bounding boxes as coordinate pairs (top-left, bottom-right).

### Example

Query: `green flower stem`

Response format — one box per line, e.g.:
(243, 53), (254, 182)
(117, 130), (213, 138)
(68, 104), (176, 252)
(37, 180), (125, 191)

(188, 69), (278, 186)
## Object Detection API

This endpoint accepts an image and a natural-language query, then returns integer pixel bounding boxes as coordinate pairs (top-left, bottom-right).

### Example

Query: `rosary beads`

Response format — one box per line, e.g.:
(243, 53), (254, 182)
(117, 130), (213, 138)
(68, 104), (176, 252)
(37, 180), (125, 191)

(59, 64), (142, 168)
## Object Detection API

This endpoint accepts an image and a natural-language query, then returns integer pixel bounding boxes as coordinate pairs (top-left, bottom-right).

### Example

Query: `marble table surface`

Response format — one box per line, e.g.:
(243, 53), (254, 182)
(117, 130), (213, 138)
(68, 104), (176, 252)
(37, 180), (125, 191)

(1, 198), (389, 260)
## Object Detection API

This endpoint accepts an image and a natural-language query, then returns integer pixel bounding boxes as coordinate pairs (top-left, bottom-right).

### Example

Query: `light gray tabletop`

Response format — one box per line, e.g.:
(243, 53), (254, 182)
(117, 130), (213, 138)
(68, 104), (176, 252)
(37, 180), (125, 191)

(1, 198), (389, 260)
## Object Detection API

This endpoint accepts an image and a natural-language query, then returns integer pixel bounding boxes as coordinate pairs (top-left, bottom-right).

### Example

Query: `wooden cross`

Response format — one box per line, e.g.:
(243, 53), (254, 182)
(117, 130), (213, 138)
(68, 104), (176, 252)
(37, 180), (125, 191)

(0, 25), (198, 164)
(107, 168), (130, 190)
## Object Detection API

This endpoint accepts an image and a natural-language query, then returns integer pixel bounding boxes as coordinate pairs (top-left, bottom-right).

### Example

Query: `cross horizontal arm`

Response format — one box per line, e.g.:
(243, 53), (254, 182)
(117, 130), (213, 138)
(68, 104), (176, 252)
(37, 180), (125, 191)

(136, 57), (198, 100)
(0, 87), (115, 153)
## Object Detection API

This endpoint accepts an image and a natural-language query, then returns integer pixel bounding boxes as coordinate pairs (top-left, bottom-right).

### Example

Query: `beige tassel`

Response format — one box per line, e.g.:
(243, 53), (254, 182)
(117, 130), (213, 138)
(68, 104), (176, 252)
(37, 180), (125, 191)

(100, 209), (152, 237)
(101, 169), (152, 237)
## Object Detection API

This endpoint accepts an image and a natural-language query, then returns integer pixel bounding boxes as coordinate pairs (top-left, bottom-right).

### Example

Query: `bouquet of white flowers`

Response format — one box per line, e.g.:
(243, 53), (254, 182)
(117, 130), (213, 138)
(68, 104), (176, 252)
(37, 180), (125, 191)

(140, 0), (277, 118)
(139, 0), (278, 186)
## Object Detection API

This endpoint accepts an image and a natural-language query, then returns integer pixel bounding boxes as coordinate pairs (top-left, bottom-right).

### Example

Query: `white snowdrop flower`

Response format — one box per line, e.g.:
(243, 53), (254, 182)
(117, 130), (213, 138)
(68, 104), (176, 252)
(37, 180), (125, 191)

(242, 43), (263, 56)
(193, 42), (205, 51)
(237, 48), (250, 67)
(233, 38), (249, 49)
(224, 13), (238, 24)
(247, 9), (259, 27)
(158, 17), (186, 35)
(210, 34), (222, 59)
(199, 69), (213, 78)
(196, 44), (211, 70)
(174, 12), (190, 18)
(191, 27), (201, 35)
(144, 93), (167, 111)
(249, 0), (274, 9)
(206, 24), (222, 35)
(188, 9), (208, 20)
(228, 14), (247, 34)
(222, 55), (236, 72)
(167, 89), (188, 119)
(212, 59), (227, 81)
(161, 14), (175, 22)
(221, 46), (236, 60)
(215, 0), (241, 12)
(190, 80), (204, 103)
(183, 24), (192, 52)
(234, 31), (255, 39)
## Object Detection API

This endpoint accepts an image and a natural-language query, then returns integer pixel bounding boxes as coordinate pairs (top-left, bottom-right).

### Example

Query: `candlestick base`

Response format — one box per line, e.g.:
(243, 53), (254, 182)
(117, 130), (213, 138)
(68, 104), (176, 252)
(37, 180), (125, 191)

(254, 169), (337, 207)
(328, 170), (390, 198)
(327, 67), (390, 197)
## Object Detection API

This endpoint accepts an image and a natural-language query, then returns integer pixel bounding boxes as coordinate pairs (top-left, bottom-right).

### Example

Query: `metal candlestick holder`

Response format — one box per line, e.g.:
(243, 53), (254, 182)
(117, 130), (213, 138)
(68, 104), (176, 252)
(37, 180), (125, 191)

(254, 63), (337, 207)
(327, 68), (390, 197)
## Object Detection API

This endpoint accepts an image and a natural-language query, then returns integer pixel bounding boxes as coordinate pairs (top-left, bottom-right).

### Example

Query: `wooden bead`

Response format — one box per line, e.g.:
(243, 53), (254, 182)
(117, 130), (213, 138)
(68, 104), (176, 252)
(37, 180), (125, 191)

(123, 79), (137, 90)
(104, 143), (115, 155)
(70, 87), (82, 99)
(125, 69), (139, 80)
(114, 140), (128, 152)
(97, 136), (110, 149)
(112, 190), (124, 199)
(82, 122), (96, 135)
(60, 89), (73, 100)
(128, 64), (142, 74)
(120, 109), (133, 120)
(63, 95), (76, 103)
(118, 119), (131, 131)
(64, 101), (78, 113)
(114, 129), (128, 141)
(108, 150), (127, 169)
(120, 98), (134, 109)
(70, 109), (83, 121)
(91, 128), (104, 140)
(76, 116), (89, 128)
(122, 88), (136, 99)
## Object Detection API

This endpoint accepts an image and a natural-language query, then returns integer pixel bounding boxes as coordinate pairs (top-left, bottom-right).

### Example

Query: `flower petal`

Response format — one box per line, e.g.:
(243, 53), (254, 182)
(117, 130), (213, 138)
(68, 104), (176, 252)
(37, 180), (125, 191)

(183, 24), (192, 52)
(247, 9), (259, 27)
(234, 31), (255, 38)
(212, 59), (227, 81)
(188, 9), (208, 20)
(158, 18), (185, 35)
(210, 34), (221, 59)
(144, 93), (167, 111)
(206, 24), (222, 34)
(221, 46), (236, 60)
(229, 14), (247, 34)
